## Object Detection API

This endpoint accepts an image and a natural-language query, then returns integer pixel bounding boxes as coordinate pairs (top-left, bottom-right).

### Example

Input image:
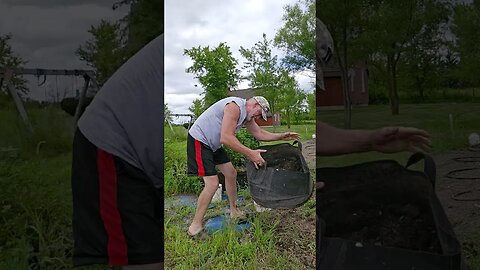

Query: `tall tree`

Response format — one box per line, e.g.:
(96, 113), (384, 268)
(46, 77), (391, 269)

(241, 34), (306, 126)
(184, 43), (239, 108)
(359, 0), (449, 114)
(76, 20), (125, 86)
(452, 1), (480, 87)
(77, 0), (163, 86)
(114, 0), (164, 58)
(240, 34), (281, 113)
(274, 0), (316, 73)
(399, 9), (450, 101)
(0, 33), (28, 97)
(276, 71), (306, 128)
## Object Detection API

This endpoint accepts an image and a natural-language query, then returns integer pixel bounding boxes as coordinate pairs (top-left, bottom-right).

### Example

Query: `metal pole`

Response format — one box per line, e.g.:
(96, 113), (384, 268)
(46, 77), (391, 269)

(73, 75), (90, 126)
(4, 69), (34, 134)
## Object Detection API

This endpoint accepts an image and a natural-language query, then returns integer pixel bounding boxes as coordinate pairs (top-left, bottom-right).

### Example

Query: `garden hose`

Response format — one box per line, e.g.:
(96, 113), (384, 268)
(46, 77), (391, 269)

(447, 145), (480, 201)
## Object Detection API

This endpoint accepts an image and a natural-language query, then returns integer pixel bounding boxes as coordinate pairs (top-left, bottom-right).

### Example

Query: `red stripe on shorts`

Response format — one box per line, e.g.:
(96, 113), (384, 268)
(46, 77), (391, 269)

(97, 149), (128, 266)
(194, 139), (205, 176)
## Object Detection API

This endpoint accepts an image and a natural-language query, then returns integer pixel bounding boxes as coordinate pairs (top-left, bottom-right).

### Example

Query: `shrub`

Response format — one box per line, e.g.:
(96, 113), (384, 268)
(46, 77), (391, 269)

(224, 129), (259, 169)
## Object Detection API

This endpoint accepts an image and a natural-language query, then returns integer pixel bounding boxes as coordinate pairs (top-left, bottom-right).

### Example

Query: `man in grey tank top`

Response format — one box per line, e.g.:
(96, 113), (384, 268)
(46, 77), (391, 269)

(186, 96), (300, 236)
(71, 35), (164, 269)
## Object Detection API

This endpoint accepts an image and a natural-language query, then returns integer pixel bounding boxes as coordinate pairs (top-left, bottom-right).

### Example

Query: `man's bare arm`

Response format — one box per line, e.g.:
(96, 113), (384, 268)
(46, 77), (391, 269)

(316, 121), (372, 155)
(244, 119), (281, 141)
(317, 121), (431, 155)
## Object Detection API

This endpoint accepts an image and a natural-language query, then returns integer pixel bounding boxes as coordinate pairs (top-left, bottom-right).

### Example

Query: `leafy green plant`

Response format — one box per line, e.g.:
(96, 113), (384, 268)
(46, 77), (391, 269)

(224, 129), (260, 169)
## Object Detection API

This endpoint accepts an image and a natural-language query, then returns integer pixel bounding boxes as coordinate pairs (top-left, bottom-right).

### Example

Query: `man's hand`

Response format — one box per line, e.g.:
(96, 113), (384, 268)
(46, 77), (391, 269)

(280, 132), (300, 141)
(248, 149), (267, 169)
(370, 127), (431, 153)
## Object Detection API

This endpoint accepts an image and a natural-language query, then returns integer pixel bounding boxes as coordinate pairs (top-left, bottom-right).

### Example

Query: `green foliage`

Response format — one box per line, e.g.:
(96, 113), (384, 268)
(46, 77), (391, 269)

(452, 2), (480, 86)
(76, 20), (125, 86)
(276, 71), (307, 128)
(164, 126), (202, 196)
(184, 43), (240, 108)
(274, 0), (316, 72)
(361, 0), (449, 114)
(0, 106), (73, 158)
(0, 33), (28, 96)
(0, 155), (76, 269)
(77, 0), (163, 86)
(240, 34), (281, 112)
(306, 91), (316, 120)
(188, 98), (205, 118)
(320, 0), (451, 115)
(120, 0), (164, 58)
(164, 140), (203, 196)
(369, 90), (390, 105)
(224, 129), (260, 169)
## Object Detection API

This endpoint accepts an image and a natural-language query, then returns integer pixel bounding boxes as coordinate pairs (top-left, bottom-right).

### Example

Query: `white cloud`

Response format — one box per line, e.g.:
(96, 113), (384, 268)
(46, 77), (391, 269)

(165, 0), (313, 114)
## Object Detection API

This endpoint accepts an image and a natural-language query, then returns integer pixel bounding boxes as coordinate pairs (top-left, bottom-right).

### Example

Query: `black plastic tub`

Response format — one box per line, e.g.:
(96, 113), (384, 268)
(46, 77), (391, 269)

(246, 141), (313, 209)
(317, 153), (465, 270)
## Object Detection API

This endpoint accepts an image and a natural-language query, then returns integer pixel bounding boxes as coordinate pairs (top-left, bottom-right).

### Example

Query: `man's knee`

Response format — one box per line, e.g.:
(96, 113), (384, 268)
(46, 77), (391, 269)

(203, 175), (219, 192)
(224, 168), (237, 180)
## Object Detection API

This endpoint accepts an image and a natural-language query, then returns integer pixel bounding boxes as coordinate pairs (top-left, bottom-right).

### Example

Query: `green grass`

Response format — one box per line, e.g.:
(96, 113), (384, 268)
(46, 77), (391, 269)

(164, 196), (316, 269)
(0, 106), (111, 270)
(318, 103), (480, 167)
(164, 124), (316, 269)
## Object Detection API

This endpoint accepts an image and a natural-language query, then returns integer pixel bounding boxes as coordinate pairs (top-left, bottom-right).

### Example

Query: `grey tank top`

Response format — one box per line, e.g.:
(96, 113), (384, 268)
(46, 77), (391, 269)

(189, 97), (247, 151)
(78, 34), (164, 188)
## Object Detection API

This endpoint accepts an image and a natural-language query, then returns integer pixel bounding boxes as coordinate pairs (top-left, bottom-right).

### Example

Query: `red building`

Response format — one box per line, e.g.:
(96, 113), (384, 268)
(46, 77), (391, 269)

(227, 88), (280, 126)
(318, 63), (369, 108)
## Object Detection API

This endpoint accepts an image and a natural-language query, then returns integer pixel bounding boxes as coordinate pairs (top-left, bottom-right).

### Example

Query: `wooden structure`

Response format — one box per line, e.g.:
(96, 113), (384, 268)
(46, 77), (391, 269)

(317, 63), (369, 108)
(0, 68), (98, 133)
(227, 88), (279, 126)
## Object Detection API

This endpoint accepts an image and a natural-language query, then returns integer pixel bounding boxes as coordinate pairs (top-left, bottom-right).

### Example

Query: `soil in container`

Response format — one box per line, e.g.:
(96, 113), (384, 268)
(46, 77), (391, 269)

(318, 162), (442, 253)
(260, 144), (304, 172)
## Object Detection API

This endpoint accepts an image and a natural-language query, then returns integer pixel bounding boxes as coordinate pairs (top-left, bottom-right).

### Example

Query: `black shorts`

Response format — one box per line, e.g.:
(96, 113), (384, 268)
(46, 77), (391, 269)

(187, 133), (230, 176)
(71, 129), (163, 267)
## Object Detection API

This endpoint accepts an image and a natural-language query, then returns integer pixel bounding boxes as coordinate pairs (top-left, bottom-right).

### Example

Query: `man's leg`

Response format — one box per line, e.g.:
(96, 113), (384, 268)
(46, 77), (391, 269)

(217, 162), (243, 218)
(188, 175), (219, 235)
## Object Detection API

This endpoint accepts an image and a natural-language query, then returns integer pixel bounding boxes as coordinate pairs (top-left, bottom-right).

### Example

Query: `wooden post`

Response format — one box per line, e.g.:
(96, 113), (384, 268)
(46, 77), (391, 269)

(3, 69), (34, 134)
(73, 74), (90, 126)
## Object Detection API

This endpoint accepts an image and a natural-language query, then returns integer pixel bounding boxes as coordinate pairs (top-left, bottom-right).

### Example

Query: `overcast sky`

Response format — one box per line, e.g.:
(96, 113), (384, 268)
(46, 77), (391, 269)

(165, 0), (314, 119)
(0, 1), (128, 100)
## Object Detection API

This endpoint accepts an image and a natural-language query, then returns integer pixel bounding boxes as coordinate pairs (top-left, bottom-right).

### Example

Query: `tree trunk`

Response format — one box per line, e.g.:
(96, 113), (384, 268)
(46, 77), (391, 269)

(341, 15), (352, 129)
(341, 68), (352, 128)
(287, 109), (291, 129)
(387, 55), (399, 115)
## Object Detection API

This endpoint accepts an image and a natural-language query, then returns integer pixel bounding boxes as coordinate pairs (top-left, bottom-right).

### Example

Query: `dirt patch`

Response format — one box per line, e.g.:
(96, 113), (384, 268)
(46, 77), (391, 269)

(433, 149), (480, 261)
(269, 207), (316, 269)
(301, 139), (316, 170)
